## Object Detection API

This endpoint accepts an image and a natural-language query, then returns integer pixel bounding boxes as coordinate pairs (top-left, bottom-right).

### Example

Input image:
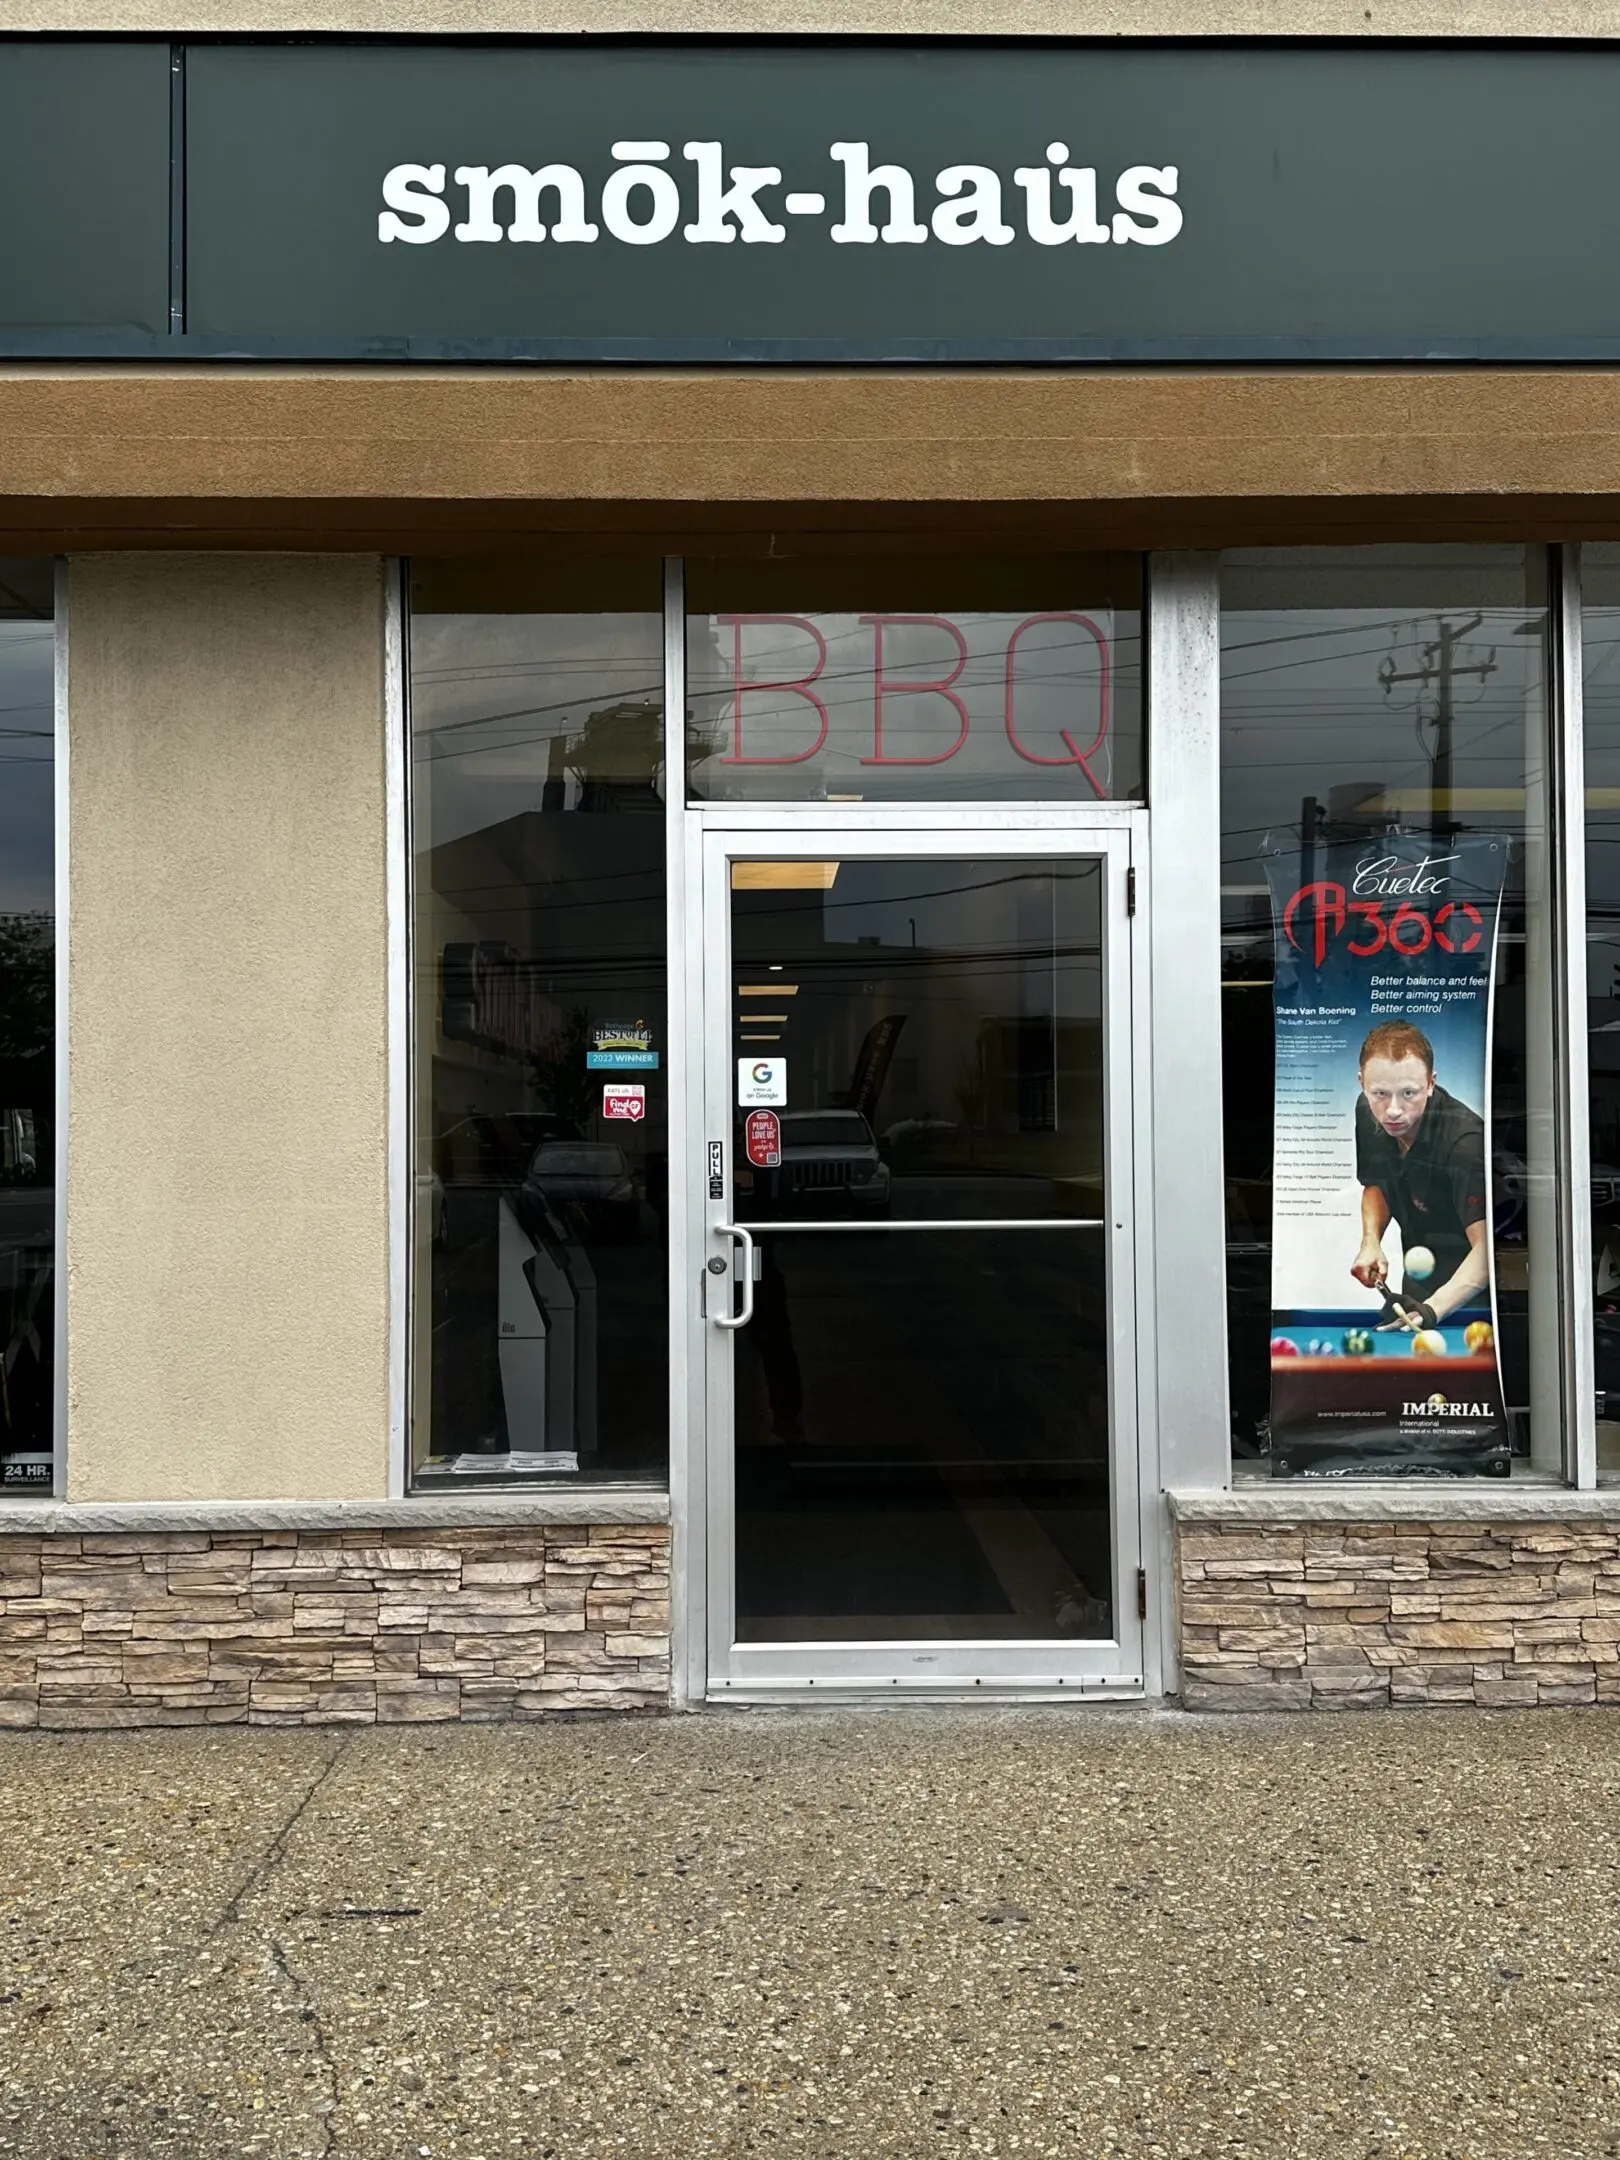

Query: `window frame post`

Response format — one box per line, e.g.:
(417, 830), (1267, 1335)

(1550, 543), (1597, 1486)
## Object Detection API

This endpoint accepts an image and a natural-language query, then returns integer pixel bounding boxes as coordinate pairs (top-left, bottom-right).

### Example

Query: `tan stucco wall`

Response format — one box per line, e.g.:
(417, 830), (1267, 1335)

(65, 553), (391, 1502)
(6, 2), (1620, 33)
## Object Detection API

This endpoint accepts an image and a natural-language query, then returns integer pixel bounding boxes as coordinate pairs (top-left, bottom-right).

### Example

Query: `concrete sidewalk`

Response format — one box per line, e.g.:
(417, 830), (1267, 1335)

(0, 1709), (1615, 2159)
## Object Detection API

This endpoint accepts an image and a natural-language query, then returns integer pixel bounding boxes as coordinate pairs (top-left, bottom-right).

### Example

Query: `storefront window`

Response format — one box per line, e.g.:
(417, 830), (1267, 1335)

(686, 555), (1142, 803)
(0, 562), (55, 1493)
(409, 560), (667, 1487)
(1221, 547), (1558, 1479)
(1582, 546), (1620, 1478)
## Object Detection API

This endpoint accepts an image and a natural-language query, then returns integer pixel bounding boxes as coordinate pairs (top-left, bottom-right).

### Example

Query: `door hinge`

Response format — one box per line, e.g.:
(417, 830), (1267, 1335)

(1126, 866), (1137, 916)
(1136, 1567), (1148, 1621)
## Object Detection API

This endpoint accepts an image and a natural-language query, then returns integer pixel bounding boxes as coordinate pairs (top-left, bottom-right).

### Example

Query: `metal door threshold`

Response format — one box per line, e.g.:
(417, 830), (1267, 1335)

(707, 1674), (1146, 1705)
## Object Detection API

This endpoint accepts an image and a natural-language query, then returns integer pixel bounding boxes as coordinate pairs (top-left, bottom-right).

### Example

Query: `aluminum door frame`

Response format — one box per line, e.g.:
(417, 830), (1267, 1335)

(692, 809), (1147, 1699)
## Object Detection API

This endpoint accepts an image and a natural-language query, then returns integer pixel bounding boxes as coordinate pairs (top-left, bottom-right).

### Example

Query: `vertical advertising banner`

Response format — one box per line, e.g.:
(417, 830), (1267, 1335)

(1264, 834), (1511, 1477)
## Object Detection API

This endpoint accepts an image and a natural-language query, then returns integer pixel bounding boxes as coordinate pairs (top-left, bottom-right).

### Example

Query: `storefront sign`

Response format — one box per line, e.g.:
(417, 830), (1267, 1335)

(1263, 834), (1510, 1479)
(24, 42), (1620, 359)
(691, 613), (1120, 796)
(602, 1083), (646, 1121)
(745, 1109), (782, 1168)
(442, 941), (561, 1060)
(738, 1057), (787, 1108)
(588, 1022), (659, 1071)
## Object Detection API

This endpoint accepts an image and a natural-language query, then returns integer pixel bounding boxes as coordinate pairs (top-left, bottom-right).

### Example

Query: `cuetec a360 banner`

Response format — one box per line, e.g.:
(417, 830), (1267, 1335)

(1263, 834), (1511, 1479)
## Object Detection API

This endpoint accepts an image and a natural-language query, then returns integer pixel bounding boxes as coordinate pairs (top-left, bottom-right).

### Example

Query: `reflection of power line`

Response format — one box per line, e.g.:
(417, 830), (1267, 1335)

(738, 868), (1095, 922)
(416, 678), (665, 740)
(1221, 607), (1533, 678)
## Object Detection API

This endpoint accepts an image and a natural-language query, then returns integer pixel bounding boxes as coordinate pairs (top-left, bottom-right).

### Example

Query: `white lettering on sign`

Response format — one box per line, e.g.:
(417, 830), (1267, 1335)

(379, 145), (1181, 250)
(1351, 852), (1459, 900)
(453, 162), (599, 244)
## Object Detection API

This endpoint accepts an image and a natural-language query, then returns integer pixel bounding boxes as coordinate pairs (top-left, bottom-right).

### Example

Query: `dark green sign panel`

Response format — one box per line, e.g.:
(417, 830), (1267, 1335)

(0, 43), (168, 347)
(13, 39), (1620, 360)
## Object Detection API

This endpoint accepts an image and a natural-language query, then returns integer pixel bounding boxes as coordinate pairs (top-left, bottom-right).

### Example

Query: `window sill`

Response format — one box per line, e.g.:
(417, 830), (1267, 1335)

(0, 1489), (671, 1536)
(1169, 1481), (1612, 1524)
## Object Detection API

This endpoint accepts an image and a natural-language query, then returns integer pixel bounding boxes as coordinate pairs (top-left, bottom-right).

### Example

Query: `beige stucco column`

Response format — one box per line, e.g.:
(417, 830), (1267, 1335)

(64, 554), (391, 1501)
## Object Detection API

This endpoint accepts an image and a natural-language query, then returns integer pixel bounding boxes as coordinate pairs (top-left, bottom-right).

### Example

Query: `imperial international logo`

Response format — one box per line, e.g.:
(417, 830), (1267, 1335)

(1402, 1398), (1495, 1419)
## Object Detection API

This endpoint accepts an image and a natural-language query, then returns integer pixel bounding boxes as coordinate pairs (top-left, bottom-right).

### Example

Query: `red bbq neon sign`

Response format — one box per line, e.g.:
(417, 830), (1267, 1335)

(716, 611), (1114, 797)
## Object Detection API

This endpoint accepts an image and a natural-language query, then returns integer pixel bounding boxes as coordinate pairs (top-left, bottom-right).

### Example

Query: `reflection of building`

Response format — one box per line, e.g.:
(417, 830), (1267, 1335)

(426, 808), (665, 1100)
(418, 767), (670, 1487)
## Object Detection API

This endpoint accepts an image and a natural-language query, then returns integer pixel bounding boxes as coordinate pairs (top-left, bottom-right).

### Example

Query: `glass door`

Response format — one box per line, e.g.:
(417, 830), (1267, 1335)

(699, 822), (1143, 1693)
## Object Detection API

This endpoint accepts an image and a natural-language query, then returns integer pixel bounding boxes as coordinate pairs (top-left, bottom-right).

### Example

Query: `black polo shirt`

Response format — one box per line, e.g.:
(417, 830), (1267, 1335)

(1354, 1082), (1488, 1279)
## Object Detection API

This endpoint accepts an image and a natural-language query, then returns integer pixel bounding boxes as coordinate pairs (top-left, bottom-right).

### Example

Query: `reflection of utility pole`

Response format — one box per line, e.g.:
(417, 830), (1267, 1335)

(1378, 614), (1497, 847)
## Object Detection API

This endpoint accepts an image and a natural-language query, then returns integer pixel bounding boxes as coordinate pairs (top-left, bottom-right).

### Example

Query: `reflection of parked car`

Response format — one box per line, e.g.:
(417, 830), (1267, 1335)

(880, 1115), (958, 1153)
(439, 1113), (582, 1192)
(778, 1111), (891, 1212)
(524, 1142), (640, 1239)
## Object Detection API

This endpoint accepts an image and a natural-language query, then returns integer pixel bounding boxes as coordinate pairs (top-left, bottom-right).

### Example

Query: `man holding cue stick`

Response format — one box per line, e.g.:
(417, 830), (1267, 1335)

(1349, 1020), (1492, 1334)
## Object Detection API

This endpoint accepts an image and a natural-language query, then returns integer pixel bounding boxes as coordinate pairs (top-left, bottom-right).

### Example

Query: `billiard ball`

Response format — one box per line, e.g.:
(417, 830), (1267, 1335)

(1306, 1338), (1340, 1356)
(1412, 1329), (1447, 1357)
(1270, 1335), (1300, 1358)
(1464, 1319), (1495, 1355)
(1404, 1245), (1436, 1282)
(1343, 1329), (1373, 1356)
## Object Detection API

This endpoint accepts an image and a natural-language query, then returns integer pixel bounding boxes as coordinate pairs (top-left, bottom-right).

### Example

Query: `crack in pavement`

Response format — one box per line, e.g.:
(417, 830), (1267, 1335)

(212, 1738), (352, 1938)
(267, 1935), (338, 2160)
(208, 1740), (352, 2156)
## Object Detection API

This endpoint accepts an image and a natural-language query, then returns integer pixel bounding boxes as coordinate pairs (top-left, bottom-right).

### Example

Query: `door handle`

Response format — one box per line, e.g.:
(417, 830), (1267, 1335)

(711, 1223), (755, 1329)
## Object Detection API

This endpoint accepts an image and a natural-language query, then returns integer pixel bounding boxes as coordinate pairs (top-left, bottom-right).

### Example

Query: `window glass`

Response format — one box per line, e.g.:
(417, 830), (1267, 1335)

(686, 555), (1142, 803)
(409, 559), (667, 1487)
(0, 561), (55, 1494)
(727, 855), (1105, 1223)
(1221, 547), (1557, 1479)
(1582, 546), (1620, 1478)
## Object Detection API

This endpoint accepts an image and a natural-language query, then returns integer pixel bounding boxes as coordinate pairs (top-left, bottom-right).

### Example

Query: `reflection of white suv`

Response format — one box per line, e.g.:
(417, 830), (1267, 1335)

(778, 1111), (891, 1212)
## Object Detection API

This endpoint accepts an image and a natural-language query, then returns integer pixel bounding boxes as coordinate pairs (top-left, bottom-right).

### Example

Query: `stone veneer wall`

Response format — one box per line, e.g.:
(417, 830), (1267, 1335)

(0, 1523), (670, 1728)
(1176, 1507), (1620, 1710)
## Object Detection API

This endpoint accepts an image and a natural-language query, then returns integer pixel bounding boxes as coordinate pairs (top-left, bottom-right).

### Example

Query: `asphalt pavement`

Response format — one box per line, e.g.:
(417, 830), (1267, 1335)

(0, 1706), (1616, 2158)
